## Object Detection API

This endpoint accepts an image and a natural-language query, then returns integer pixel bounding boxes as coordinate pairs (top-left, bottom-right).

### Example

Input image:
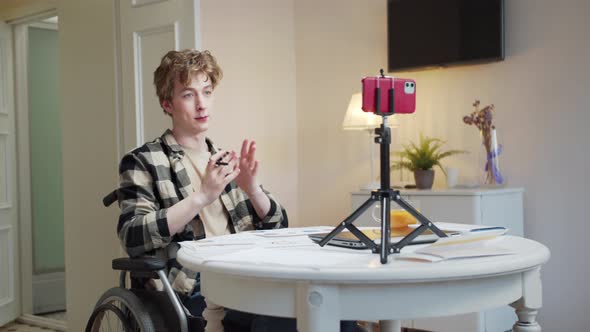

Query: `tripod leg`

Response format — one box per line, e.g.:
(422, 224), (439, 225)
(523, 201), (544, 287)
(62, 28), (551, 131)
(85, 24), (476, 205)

(392, 224), (428, 251)
(393, 194), (447, 237)
(347, 224), (378, 251)
(380, 195), (391, 264)
(318, 197), (377, 247)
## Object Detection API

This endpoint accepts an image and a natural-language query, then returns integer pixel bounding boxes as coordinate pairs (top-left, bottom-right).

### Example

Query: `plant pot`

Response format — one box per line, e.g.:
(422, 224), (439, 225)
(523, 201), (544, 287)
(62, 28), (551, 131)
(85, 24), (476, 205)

(414, 169), (435, 189)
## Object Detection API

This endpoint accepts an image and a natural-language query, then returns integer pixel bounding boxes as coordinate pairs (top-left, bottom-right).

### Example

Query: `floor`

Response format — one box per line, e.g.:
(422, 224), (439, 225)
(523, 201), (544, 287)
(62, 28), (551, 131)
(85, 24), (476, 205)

(0, 322), (57, 332)
(0, 312), (65, 332)
(36, 313), (65, 322)
(0, 316), (431, 332)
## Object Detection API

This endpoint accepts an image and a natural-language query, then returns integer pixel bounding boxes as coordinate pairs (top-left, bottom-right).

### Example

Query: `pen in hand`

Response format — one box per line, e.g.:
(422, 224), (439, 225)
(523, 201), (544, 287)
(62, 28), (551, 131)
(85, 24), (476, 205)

(215, 151), (230, 166)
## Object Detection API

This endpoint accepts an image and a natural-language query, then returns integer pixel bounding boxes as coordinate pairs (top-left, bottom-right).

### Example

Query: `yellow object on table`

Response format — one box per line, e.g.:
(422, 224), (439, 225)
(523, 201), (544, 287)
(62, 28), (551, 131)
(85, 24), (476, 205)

(390, 210), (418, 229)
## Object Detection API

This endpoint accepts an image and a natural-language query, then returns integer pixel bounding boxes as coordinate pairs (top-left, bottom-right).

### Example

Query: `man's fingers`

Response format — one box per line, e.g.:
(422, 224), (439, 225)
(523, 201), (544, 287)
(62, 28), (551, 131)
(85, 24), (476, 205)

(247, 141), (256, 165)
(240, 139), (249, 158)
(208, 150), (234, 171)
(224, 167), (241, 183)
(213, 153), (237, 177)
(210, 149), (227, 162)
(251, 160), (259, 176)
(214, 164), (230, 177)
(226, 153), (238, 170)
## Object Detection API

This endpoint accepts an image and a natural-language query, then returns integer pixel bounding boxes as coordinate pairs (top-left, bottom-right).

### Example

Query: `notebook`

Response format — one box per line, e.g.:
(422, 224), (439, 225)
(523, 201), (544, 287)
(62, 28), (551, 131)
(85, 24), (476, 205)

(308, 227), (460, 249)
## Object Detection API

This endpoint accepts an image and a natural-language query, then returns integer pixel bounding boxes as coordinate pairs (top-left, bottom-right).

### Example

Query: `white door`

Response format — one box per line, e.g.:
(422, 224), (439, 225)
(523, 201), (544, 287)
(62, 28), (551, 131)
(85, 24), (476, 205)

(0, 21), (20, 326)
(118, 0), (201, 151)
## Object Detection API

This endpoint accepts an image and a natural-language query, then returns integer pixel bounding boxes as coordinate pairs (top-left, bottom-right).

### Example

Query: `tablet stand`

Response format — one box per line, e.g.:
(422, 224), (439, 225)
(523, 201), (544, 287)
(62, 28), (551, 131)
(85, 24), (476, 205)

(318, 70), (448, 264)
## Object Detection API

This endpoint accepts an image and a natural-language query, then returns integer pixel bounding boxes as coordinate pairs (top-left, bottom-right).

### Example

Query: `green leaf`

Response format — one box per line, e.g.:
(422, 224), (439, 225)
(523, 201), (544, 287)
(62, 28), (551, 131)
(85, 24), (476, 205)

(390, 134), (468, 173)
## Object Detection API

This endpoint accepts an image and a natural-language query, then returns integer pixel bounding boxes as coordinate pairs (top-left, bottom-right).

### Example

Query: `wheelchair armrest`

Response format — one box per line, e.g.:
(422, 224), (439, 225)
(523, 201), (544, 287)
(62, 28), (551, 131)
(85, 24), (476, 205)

(112, 257), (166, 272)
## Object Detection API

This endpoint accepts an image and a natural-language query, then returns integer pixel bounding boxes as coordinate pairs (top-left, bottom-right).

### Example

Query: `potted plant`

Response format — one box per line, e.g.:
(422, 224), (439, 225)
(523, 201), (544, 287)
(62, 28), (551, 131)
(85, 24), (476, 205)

(392, 134), (467, 189)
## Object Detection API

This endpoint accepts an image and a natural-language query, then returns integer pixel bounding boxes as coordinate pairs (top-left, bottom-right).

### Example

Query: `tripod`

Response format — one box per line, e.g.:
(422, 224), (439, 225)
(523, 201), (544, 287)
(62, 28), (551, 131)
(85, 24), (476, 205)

(318, 74), (448, 264)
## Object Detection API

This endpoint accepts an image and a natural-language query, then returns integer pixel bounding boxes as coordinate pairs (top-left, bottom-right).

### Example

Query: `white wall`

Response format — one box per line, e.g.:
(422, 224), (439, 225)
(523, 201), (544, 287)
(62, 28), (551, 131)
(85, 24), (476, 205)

(58, 0), (119, 329)
(200, 0), (299, 224)
(294, 0), (590, 331)
(294, 0), (389, 228)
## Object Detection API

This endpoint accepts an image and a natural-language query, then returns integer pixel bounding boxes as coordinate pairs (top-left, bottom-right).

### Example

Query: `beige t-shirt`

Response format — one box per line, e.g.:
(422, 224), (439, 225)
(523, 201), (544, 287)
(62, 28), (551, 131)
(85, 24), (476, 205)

(182, 147), (231, 238)
(183, 146), (229, 332)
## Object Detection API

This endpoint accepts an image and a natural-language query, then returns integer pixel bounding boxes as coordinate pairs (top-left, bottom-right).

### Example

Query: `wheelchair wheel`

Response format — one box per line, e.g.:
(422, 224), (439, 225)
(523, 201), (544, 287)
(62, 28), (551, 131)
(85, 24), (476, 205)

(85, 303), (134, 331)
(86, 287), (155, 332)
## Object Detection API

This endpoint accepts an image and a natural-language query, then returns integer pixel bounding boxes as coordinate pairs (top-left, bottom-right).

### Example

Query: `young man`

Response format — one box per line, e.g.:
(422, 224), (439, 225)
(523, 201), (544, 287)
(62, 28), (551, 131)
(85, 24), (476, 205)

(117, 49), (359, 332)
(116, 49), (289, 331)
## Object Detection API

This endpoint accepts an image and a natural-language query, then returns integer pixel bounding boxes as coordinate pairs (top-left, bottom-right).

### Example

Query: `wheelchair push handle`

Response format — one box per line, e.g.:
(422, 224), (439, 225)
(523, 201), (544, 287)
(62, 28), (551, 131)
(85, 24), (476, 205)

(103, 189), (118, 207)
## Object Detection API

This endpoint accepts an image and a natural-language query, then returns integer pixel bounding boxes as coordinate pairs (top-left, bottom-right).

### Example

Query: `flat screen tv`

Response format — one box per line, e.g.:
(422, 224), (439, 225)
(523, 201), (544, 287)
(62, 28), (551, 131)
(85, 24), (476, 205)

(387, 0), (505, 72)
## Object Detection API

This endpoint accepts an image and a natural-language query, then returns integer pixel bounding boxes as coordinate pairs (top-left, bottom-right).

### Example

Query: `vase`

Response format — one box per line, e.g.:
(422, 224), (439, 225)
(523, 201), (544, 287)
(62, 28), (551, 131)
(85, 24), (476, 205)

(414, 169), (435, 189)
(480, 128), (504, 185)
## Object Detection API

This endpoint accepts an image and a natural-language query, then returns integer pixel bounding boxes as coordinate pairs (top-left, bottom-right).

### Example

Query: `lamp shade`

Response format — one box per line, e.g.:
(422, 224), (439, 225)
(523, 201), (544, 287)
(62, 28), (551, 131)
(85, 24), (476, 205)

(342, 93), (399, 130)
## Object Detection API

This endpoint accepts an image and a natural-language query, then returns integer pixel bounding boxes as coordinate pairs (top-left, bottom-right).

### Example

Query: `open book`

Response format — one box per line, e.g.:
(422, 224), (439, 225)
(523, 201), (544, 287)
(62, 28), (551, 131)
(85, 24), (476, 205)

(399, 227), (516, 262)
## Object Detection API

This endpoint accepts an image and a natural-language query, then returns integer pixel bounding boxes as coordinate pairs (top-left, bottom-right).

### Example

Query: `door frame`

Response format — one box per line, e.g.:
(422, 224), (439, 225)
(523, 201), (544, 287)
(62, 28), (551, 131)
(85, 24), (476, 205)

(10, 8), (61, 319)
(0, 19), (18, 327)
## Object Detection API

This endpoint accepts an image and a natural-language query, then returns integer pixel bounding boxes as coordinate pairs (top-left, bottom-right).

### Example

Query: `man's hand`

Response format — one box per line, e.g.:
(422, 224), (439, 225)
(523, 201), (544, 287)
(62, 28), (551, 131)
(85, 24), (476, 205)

(235, 139), (262, 196)
(193, 150), (240, 207)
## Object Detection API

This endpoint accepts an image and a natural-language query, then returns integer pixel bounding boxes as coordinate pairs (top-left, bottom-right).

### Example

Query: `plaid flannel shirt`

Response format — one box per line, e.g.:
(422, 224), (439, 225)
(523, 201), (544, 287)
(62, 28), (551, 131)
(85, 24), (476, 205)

(117, 129), (287, 294)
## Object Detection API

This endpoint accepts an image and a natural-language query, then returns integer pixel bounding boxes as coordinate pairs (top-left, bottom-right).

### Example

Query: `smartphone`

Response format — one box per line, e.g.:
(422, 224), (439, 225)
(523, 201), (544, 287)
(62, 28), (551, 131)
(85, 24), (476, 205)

(361, 77), (416, 114)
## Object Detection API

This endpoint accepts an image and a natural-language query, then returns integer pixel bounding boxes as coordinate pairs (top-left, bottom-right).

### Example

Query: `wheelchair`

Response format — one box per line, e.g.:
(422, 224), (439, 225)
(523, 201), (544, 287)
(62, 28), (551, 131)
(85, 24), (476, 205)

(85, 191), (204, 332)
(85, 256), (204, 332)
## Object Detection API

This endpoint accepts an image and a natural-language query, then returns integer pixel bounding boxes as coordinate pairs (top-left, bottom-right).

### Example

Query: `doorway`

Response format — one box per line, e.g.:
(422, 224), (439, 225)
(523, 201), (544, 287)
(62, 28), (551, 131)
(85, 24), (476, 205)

(13, 14), (66, 331)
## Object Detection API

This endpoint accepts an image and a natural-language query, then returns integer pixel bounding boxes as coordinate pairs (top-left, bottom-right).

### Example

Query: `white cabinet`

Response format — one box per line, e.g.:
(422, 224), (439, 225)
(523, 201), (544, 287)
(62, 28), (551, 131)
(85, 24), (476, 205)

(350, 187), (524, 332)
(350, 188), (524, 236)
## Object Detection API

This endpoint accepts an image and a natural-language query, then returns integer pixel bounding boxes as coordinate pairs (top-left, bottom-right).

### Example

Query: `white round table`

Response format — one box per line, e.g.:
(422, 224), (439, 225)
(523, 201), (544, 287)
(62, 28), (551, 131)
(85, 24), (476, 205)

(177, 234), (550, 332)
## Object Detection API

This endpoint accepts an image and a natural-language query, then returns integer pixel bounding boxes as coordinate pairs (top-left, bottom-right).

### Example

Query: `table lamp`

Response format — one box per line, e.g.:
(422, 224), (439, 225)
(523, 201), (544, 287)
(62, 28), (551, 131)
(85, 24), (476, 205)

(342, 93), (399, 190)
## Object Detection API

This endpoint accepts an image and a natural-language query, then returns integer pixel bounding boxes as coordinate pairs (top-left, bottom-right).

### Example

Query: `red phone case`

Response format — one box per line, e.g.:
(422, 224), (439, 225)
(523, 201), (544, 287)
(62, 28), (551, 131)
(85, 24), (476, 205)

(361, 77), (416, 114)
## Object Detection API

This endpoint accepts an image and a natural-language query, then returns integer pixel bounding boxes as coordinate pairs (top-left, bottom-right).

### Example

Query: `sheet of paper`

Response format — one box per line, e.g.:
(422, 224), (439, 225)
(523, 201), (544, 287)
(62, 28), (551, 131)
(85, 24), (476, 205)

(398, 234), (516, 262)
(179, 233), (322, 262)
(250, 226), (335, 238)
(179, 241), (254, 258)
(430, 227), (508, 247)
(418, 222), (508, 234)
(201, 246), (371, 268)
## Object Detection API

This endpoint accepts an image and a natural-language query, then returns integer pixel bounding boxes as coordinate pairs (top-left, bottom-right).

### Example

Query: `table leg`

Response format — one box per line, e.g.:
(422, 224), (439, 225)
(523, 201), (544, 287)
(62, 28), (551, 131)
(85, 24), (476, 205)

(296, 283), (340, 332)
(379, 320), (402, 332)
(511, 267), (542, 332)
